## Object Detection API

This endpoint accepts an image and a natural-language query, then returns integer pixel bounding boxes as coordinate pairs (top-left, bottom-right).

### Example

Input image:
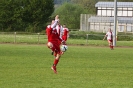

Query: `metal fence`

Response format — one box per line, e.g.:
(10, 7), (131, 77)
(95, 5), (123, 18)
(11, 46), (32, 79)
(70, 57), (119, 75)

(0, 32), (47, 44)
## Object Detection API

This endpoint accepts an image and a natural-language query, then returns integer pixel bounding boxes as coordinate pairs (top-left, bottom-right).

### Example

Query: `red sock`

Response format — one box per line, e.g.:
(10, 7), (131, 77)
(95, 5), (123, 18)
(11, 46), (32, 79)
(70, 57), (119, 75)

(111, 45), (113, 49)
(110, 45), (112, 48)
(53, 59), (59, 66)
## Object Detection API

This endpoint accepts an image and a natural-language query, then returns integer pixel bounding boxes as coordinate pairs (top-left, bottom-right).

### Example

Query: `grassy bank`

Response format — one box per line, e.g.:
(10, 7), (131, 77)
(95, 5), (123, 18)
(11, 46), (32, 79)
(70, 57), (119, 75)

(0, 32), (133, 47)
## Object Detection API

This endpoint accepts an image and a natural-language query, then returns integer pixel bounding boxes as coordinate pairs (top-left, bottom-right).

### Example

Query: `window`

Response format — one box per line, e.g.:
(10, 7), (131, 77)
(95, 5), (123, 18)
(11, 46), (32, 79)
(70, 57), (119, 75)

(118, 11), (122, 16)
(98, 10), (101, 16)
(107, 10), (111, 16)
(123, 8), (127, 10)
(127, 24), (132, 32)
(128, 11), (132, 16)
(102, 8), (106, 9)
(94, 24), (99, 31)
(128, 8), (132, 10)
(112, 10), (114, 16)
(90, 23), (94, 30)
(98, 7), (101, 9)
(100, 23), (105, 29)
(117, 8), (122, 10)
(107, 8), (113, 10)
(102, 10), (106, 16)
(119, 24), (125, 32)
(123, 11), (128, 16)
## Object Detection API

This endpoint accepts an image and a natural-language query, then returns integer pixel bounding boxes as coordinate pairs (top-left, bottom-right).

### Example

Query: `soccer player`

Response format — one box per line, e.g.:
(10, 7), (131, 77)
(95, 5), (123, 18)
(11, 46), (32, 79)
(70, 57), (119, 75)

(103, 28), (114, 50)
(46, 15), (65, 73)
(50, 20), (63, 56)
(62, 24), (69, 41)
(60, 24), (69, 54)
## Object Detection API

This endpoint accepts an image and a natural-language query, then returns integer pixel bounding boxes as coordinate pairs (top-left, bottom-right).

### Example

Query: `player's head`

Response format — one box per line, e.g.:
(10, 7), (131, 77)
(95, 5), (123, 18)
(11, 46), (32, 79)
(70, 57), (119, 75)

(51, 20), (55, 25)
(63, 24), (66, 28)
(57, 19), (60, 25)
(108, 28), (111, 32)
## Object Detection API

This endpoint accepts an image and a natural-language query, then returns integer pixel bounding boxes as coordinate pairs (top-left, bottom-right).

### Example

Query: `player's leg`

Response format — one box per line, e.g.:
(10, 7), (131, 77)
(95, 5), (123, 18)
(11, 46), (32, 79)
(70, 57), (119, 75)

(47, 42), (56, 52)
(51, 53), (61, 73)
(51, 43), (61, 73)
(108, 40), (112, 49)
(61, 37), (67, 55)
(108, 40), (113, 49)
(110, 41), (114, 49)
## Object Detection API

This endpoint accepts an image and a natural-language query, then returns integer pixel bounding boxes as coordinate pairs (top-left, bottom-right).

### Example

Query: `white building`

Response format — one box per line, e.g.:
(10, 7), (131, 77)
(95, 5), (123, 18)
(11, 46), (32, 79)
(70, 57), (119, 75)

(80, 2), (133, 32)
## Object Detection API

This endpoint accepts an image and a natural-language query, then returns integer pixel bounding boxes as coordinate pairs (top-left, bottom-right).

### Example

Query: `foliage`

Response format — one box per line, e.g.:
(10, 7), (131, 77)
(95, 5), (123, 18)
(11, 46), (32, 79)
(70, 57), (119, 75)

(0, 0), (23, 31)
(69, 31), (104, 39)
(117, 32), (133, 41)
(70, 0), (133, 14)
(71, 0), (97, 14)
(53, 3), (87, 29)
(54, 0), (71, 4)
(69, 31), (133, 41)
(0, 0), (54, 32)
(21, 0), (54, 32)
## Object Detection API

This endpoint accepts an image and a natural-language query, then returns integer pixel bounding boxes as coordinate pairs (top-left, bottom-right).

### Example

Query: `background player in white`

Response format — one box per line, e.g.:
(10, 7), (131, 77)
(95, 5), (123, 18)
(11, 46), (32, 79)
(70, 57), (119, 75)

(103, 28), (114, 50)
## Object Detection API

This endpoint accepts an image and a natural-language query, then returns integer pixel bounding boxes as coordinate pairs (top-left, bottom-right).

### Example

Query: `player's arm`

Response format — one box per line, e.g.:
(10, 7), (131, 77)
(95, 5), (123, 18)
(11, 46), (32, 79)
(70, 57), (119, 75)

(60, 26), (63, 39)
(51, 15), (59, 29)
(103, 34), (107, 40)
(57, 34), (66, 45)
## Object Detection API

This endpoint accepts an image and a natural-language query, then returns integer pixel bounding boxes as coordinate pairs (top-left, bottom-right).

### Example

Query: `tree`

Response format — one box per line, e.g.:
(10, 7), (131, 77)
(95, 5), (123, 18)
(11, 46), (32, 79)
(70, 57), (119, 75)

(53, 3), (87, 29)
(71, 0), (97, 14)
(0, 0), (54, 32)
(54, 0), (71, 4)
(0, 0), (23, 31)
(21, 0), (54, 32)
(71, 0), (133, 14)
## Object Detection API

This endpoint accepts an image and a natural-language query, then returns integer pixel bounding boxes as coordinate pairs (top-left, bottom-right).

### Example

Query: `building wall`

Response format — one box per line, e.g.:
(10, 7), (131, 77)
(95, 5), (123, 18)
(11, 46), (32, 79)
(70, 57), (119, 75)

(89, 22), (133, 33)
(80, 14), (92, 31)
(80, 2), (133, 33)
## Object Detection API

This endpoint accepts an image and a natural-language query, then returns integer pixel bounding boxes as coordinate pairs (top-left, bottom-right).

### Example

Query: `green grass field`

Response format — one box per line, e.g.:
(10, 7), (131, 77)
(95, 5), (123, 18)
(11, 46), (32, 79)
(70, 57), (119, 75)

(0, 44), (133, 88)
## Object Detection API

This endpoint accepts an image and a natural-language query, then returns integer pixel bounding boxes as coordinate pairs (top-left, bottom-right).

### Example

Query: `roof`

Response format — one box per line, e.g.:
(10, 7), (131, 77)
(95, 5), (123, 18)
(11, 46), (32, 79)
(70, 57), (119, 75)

(95, 2), (133, 8)
(88, 16), (133, 23)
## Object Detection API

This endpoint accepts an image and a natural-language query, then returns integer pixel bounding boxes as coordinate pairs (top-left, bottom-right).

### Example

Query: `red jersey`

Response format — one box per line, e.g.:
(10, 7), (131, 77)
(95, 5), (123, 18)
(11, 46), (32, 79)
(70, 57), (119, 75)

(62, 28), (69, 41)
(46, 25), (62, 42)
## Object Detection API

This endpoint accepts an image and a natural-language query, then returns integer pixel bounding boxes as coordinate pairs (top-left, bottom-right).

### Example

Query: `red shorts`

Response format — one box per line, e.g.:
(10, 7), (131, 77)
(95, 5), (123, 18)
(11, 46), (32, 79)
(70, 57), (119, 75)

(47, 41), (61, 54)
(108, 39), (113, 42)
(58, 40), (62, 46)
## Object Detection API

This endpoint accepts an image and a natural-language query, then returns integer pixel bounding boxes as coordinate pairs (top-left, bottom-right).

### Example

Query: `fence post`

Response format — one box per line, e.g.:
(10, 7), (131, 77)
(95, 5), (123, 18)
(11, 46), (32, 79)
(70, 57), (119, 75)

(14, 32), (16, 43)
(86, 34), (89, 45)
(38, 33), (40, 44)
